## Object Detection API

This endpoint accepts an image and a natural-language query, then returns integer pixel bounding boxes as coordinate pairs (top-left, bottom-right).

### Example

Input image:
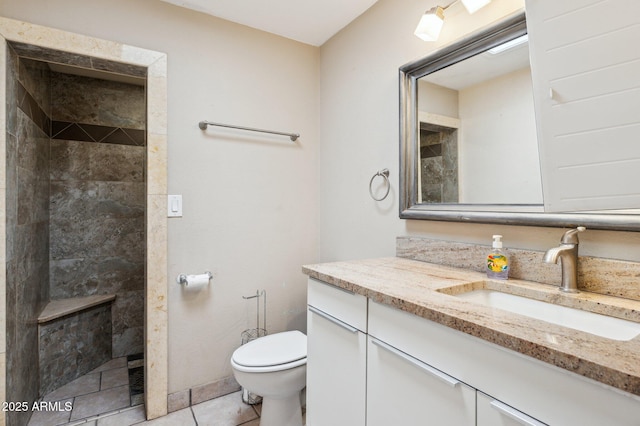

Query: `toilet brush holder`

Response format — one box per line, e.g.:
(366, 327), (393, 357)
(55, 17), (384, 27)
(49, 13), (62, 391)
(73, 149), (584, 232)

(241, 289), (267, 405)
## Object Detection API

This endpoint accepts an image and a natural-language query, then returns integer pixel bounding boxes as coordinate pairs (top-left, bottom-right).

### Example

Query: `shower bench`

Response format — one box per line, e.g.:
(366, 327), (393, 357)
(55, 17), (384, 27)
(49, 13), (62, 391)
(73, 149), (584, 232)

(37, 294), (116, 396)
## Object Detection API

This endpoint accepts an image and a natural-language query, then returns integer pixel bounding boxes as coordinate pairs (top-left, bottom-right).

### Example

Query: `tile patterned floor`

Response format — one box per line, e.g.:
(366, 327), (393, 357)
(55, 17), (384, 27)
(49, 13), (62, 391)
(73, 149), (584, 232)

(135, 392), (263, 426)
(30, 390), (263, 426)
(28, 357), (139, 426)
(26, 357), (275, 426)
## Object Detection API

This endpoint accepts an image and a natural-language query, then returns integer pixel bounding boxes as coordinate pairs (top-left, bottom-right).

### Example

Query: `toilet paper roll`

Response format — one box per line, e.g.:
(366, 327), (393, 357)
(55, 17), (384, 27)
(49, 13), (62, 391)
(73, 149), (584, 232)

(183, 273), (211, 287)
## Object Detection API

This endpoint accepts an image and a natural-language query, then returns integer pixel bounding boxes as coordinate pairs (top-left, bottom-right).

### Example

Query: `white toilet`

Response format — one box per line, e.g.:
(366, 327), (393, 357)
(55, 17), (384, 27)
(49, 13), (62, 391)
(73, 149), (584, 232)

(231, 330), (307, 426)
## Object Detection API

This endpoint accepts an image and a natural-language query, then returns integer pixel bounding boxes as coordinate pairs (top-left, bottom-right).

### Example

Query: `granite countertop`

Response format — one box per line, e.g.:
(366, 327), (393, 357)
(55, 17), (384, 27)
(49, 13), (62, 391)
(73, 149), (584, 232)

(302, 257), (640, 397)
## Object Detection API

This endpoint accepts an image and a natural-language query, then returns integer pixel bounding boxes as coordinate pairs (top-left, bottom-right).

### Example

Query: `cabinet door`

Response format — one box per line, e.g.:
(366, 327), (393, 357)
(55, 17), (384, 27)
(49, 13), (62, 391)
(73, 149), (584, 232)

(477, 392), (548, 426)
(367, 336), (475, 426)
(527, 0), (640, 212)
(306, 306), (366, 426)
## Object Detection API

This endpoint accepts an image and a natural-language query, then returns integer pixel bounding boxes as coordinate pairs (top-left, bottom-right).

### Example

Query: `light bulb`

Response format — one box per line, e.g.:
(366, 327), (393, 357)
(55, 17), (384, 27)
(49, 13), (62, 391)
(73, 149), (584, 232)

(414, 6), (445, 41)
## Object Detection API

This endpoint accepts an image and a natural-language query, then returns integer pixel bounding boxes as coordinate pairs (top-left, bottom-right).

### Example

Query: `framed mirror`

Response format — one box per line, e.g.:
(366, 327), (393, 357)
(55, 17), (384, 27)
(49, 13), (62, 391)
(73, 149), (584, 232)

(399, 11), (640, 231)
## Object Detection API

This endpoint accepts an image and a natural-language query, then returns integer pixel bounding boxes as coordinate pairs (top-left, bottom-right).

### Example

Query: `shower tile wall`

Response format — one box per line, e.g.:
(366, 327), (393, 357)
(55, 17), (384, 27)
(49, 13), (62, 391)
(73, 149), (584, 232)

(48, 73), (146, 358)
(420, 128), (458, 203)
(5, 56), (146, 425)
(39, 304), (113, 396)
(5, 49), (52, 426)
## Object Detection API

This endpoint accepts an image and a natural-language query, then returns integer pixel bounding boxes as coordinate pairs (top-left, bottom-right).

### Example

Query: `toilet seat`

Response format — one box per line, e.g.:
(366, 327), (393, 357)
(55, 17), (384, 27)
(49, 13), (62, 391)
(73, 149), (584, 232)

(231, 330), (307, 373)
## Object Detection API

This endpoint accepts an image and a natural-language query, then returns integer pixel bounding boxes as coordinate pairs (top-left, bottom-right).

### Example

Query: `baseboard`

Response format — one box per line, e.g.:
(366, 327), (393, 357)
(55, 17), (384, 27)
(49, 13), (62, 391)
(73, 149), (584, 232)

(167, 375), (241, 413)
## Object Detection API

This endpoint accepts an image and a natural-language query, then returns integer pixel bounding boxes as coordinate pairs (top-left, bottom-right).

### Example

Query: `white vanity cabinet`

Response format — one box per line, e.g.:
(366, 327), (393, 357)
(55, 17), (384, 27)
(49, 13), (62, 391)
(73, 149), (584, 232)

(307, 278), (640, 425)
(369, 299), (640, 426)
(306, 278), (367, 426)
(367, 335), (475, 425)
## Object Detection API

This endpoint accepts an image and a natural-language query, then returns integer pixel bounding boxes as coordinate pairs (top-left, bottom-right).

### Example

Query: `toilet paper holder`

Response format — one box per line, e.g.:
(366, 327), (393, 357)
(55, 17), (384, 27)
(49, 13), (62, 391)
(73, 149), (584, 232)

(177, 271), (213, 286)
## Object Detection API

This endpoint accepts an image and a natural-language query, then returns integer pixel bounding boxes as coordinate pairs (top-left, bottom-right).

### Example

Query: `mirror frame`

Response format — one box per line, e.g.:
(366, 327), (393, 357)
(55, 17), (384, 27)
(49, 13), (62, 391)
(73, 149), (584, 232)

(399, 11), (640, 231)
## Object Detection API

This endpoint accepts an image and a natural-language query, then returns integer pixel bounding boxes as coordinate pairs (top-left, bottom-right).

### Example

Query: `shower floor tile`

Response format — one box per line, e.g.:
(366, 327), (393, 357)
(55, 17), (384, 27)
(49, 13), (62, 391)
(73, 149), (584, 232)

(42, 372), (101, 402)
(28, 356), (143, 426)
(90, 357), (127, 373)
(27, 398), (73, 426)
(69, 385), (130, 421)
(100, 367), (129, 390)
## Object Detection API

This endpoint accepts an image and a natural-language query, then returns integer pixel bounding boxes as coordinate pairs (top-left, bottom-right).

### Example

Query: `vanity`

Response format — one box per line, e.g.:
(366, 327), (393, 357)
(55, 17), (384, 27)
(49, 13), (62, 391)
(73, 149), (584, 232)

(303, 255), (640, 426)
(303, 2), (640, 424)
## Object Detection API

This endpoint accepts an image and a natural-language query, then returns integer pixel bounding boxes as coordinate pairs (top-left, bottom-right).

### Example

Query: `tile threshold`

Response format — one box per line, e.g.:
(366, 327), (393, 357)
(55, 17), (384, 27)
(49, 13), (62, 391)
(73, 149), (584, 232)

(66, 405), (142, 426)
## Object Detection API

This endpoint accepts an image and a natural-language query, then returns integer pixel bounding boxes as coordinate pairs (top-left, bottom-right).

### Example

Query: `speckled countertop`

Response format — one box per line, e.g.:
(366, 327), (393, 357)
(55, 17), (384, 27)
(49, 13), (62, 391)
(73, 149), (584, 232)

(302, 257), (640, 398)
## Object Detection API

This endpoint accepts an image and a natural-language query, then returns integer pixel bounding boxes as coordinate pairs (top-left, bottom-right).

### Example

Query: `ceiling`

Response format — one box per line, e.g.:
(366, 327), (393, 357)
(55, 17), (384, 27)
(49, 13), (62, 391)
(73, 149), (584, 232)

(421, 36), (530, 90)
(159, 0), (379, 46)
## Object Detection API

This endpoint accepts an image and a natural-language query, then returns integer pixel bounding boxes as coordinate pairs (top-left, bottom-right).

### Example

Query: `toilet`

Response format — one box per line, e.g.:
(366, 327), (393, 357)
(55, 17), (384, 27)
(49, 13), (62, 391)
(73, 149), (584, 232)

(231, 330), (307, 426)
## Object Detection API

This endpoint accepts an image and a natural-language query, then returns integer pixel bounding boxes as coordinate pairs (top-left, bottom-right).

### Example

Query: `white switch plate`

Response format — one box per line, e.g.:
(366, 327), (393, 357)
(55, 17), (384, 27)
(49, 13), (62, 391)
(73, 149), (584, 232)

(167, 195), (183, 217)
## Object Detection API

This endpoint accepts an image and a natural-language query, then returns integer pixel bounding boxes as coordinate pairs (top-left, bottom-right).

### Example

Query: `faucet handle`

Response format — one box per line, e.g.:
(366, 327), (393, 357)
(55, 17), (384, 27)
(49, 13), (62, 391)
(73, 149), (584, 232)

(560, 226), (586, 244)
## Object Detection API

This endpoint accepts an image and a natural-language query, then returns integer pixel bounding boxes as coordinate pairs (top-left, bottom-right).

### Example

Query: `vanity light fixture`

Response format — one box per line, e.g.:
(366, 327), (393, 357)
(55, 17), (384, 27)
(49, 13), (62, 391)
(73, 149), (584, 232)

(415, 0), (492, 41)
(414, 6), (445, 41)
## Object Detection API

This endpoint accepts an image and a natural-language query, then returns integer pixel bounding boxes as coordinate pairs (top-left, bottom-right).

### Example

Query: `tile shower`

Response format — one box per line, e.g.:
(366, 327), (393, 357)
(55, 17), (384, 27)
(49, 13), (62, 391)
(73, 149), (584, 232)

(419, 124), (458, 203)
(6, 43), (146, 426)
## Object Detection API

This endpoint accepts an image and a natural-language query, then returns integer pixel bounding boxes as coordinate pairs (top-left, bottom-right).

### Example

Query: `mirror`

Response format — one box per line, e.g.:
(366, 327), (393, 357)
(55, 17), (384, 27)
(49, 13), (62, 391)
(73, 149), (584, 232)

(417, 33), (539, 205)
(399, 11), (640, 231)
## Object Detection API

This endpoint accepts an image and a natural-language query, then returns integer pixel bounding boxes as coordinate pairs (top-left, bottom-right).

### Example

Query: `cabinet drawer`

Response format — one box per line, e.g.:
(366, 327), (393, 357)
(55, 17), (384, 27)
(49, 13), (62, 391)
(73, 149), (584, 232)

(367, 335), (475, 426)
(477, 392), (547, 426)
(369, 299), (457, 370)
(307, 278), (367, 331)
(369, 300), (640, 425)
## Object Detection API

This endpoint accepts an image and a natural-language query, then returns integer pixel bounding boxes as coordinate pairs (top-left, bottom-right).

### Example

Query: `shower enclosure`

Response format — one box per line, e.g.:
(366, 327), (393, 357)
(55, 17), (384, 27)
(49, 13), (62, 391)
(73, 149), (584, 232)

(1, 16), (169, 426)
(6, 42), (145, 425)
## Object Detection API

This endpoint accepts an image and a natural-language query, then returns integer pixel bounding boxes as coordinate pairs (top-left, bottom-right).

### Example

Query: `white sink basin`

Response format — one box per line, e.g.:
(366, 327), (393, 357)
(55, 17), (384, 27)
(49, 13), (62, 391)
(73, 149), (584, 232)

(455, 289), (640, 341)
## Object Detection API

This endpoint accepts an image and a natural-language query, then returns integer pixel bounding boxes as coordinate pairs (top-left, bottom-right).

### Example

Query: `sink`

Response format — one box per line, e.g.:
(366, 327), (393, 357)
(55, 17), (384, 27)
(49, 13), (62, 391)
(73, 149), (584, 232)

(439, 283), (640, 341)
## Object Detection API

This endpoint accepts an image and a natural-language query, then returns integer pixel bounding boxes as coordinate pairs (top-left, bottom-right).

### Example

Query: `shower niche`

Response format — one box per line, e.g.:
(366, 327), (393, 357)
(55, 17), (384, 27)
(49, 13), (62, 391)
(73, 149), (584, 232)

(6, 41), (147, 424)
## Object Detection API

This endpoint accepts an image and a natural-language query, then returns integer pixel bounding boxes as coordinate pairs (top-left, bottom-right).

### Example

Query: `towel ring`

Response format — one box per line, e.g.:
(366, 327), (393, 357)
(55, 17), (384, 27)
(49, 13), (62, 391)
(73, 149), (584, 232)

(369, 169), (390, 201)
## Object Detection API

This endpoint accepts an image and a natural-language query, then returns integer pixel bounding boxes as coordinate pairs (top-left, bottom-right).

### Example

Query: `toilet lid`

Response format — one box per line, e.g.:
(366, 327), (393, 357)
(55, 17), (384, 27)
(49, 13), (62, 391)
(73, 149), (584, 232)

(232, 330), (307, 368)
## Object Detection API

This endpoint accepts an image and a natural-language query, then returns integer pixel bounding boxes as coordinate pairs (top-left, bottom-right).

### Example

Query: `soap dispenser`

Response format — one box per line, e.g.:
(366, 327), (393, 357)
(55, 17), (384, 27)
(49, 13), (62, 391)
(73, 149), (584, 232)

(487, 235), (509, 280)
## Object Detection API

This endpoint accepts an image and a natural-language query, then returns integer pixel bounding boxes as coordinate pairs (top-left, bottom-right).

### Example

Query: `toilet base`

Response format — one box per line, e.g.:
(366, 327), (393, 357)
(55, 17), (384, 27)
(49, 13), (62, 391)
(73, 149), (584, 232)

(260, 394), (303, 426)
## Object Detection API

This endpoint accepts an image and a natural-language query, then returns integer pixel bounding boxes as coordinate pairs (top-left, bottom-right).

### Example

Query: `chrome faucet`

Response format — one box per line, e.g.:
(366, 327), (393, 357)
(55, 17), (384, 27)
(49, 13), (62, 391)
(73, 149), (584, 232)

(543, 226), (586, 293)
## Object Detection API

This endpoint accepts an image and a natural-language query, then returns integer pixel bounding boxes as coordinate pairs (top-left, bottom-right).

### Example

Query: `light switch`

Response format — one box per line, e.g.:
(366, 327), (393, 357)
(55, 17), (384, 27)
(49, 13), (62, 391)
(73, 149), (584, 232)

(167, 195), (183, 217)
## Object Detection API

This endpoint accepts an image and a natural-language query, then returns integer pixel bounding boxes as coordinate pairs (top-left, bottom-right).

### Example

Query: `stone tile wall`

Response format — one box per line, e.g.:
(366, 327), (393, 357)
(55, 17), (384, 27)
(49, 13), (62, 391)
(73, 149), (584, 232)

(419, 126), (458, 203)
(5, 50), (146, 425)
(49, 73), (146, 358)
(5, 50), (52, 426)
(38, 304), (112, 396)
(49, 140), (145, 357)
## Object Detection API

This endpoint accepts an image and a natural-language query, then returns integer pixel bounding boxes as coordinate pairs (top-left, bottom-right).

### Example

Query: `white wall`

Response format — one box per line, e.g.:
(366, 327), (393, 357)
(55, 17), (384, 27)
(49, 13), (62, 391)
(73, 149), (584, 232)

(0, 0), (319, 393)
(318, 0), (640, 262)
(416, 68), (541, 205)
(418, 80), (459, 117)
(458, 67), (542, 204)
